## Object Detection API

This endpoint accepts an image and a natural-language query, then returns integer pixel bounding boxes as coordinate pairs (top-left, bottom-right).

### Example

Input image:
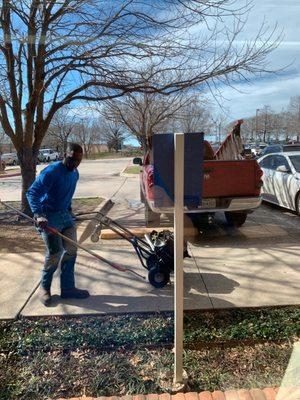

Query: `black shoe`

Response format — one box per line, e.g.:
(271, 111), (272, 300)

(39, 287), (51, 306)
(61, 287), (90, 299)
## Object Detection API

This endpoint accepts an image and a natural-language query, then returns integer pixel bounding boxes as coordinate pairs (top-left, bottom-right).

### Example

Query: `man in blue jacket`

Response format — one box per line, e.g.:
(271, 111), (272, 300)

(27, 143), (89, 306)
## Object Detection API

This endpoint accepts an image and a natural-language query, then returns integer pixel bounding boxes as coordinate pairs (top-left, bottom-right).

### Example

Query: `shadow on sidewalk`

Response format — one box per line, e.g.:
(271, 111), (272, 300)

(43, 272), (238, 313)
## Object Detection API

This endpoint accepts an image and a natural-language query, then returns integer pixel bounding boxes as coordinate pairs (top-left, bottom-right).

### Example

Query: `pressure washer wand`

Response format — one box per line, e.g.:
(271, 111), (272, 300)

(0, 200), (145, 280)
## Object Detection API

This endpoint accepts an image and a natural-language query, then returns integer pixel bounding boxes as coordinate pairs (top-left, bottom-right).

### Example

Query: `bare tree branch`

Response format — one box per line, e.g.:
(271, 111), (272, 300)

(0, 0), (280, 211)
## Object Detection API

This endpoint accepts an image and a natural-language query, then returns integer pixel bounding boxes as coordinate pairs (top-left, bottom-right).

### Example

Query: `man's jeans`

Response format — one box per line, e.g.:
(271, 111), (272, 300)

(40, 211), (77, 291)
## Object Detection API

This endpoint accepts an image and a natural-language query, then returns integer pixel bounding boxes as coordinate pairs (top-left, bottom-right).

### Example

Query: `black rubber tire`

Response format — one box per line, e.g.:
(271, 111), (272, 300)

(12, 160), (17, 166)
(148, 266), (170, 288)
(91, 233), (100, 243)
(145, 202), (160, 227)
(188, 213), (215, 229)
(225, 211), (248, 227)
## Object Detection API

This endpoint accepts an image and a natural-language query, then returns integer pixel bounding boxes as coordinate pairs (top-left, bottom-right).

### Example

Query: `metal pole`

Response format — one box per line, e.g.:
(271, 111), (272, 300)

(174, 132), (184, 385)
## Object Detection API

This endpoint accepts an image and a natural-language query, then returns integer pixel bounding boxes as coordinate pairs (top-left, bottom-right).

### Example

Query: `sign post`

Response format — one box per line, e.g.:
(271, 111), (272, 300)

(152, 131), (204, 388)
(173, 132), (185, 385)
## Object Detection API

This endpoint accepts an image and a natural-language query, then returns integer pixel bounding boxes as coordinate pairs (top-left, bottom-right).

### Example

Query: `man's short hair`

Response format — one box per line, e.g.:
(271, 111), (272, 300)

(67, 143), (83, 154)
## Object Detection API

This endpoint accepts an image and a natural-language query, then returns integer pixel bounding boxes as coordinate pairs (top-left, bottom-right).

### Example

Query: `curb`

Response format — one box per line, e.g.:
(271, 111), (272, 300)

(119, 162), (140, 178)
(58, 386), (300, 400)
(100, 226), (173, 240)
(120, 172), (140, 178)
(0, 172), (21, 179)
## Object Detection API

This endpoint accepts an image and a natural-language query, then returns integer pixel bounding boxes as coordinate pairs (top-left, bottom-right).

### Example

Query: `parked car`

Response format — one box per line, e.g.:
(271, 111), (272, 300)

(259, 143), (300, 157)
(258, 151), (300, 215)
(255, 143), (268, 157)
(38, 148), (59, 163)
(1, 152), (18, 166)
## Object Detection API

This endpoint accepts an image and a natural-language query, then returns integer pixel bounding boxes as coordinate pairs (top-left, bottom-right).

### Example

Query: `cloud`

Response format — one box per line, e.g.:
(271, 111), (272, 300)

(211, 73), (300, 119)
(205, 0), (300, 119)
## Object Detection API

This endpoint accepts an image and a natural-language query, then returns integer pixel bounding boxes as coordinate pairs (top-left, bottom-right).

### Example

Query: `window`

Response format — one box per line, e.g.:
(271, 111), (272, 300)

(259, 155), (273, 169)
(273, 155), (290, 171)
(290, 155), (300, 173)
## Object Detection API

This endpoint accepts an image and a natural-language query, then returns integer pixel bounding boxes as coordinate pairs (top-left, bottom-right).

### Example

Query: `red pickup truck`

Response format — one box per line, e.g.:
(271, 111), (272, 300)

(134, 124), (263, 228)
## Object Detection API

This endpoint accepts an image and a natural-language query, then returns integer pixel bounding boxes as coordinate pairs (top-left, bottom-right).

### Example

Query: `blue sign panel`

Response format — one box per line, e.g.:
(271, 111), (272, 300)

(153, 132), (204, 209)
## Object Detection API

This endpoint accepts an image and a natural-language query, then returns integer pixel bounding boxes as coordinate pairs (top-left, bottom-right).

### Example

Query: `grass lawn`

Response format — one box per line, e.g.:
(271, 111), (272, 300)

(0, 197), (103, 253)
(123, 166), (141, 174)
(0, 307), (298, 399)
(89, 151), (142, 160)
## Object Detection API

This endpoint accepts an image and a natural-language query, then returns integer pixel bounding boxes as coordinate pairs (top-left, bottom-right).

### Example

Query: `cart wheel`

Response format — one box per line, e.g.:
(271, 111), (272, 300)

(148, 266), (170, 288)
(91, 233), (100, 243)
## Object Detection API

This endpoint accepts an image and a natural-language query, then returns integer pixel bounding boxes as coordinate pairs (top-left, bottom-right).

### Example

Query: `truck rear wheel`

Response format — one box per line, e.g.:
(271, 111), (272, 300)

(225, 211), (247, 227)
(145, 202), (160, 227)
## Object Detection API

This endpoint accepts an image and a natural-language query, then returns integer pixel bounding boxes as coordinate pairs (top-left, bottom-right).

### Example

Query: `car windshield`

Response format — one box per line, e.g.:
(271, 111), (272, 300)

(289, 155), (300, 172)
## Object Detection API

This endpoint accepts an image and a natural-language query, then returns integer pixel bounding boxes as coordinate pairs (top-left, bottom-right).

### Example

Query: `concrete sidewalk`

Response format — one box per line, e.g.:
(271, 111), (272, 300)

(0, 201), (299, 320)
(1, 237), (299, 319)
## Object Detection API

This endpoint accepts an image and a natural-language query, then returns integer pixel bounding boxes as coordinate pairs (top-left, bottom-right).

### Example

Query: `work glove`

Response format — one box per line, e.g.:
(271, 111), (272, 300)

(34, 214), (48, 230)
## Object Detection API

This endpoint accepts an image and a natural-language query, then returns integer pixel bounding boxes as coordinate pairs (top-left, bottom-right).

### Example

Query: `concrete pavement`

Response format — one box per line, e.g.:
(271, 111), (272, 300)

(20, 243), (215, 317)
(0, 252), (42, 319)
(1, 201), (299, 319)
(0, 158), (299, 319)
(0, 157), (132, 201)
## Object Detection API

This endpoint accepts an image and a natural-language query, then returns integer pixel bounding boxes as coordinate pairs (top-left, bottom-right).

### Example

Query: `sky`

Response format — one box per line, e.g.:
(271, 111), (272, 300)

(73, 0), (300, 134)
(2, 0), (296, 146)
(212, 0), (300, 121)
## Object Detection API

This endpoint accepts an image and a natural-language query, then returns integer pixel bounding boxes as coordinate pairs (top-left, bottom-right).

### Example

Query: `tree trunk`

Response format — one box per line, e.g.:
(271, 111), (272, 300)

(19, 148), (38, 215)
(63, 140), (68, 155)
(140, 135), (148, 156)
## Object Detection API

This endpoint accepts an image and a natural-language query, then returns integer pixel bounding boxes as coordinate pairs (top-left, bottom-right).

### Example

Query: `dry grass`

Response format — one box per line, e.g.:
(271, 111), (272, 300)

(0, 197), (102, 253)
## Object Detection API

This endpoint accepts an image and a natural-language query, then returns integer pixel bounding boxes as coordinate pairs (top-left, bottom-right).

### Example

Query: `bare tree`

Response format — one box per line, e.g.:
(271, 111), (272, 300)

(103, 123), (126, 153)
(288, 96), (300, 142)
(0, 0), (279, 212)
(211, 114), (229, 143)
(239, 117), (255, 142)
(100, 91), (196, 151)
(173, 97), (213, 134)
(260, 105), (274, 143)
(243, 106), (291, 143)
(0, 126), (4, 170)
(72, 120), (99, 159)
(46, 106), (76, 154)
(0, 125), (5, 147)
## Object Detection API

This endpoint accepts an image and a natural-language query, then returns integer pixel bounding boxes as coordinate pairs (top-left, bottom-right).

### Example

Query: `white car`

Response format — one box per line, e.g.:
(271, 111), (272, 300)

(1, 152), (18, 166)
(258, 151), (300, 214)
(38, 148), (59, 163)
